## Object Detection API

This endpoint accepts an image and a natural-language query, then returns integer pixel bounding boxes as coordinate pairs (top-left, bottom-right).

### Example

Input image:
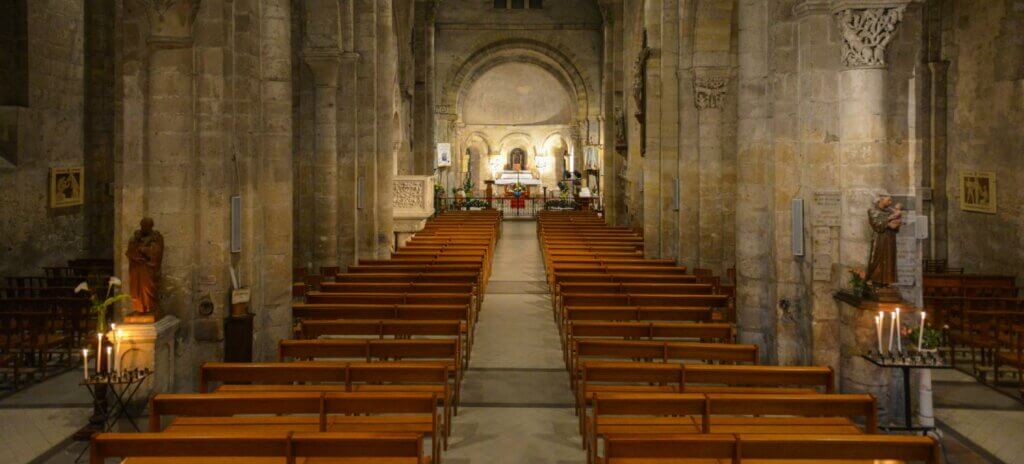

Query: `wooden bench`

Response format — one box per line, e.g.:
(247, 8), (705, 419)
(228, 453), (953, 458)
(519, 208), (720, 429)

(586, 393), (878, 464)
(148, 392), (441, 462)
(295, 319), (468, 364)
(601, 433), (941, 464)
(90, 431), (425, 464)
(569, 340), (758, 386)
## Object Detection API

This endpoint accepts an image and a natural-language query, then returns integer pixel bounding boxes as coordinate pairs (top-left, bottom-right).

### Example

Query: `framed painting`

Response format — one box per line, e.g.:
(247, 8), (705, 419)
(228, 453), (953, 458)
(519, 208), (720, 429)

(50, 167), (84, 208)
(959, 171), (996, 214)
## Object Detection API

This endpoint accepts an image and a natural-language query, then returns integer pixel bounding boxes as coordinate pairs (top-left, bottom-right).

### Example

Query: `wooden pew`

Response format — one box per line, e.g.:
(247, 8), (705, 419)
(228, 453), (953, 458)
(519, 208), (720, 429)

(291, 304), (474, 351)
(90, 431), (425, 464)
(148, 392), (442, 463)
(279, 338), (463, 405)
(296, 319), (468, 364)
(601, 433), (942, 464)
(202, 361), (454, 446)
(586, 393), (878, 464)
(569, 340), (758, 388)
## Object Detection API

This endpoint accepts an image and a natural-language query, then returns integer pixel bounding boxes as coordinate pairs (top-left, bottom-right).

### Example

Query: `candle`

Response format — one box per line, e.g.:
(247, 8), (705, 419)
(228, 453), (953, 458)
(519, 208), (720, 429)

(115, 329), (123, 372)
(82, 349), (89, 380)
(897, 307), (905, 350)
(96, 333), (104, 373)
(877, 311), (885, 353)
(918, 311), (926, 351)
(887, 311), (896, 352)
(106, 346), (113, 374)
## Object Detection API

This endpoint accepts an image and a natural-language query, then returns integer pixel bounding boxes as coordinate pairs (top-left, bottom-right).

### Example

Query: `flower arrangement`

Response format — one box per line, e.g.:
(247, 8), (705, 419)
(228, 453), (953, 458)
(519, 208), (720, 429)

(434, 183), (446, 196)
(464, 199), (490, 209)
(510, 182), (525, 198)
(847, 267), (872, 298)
(546, 199), (574, 209)
(75, 276), (129, 334)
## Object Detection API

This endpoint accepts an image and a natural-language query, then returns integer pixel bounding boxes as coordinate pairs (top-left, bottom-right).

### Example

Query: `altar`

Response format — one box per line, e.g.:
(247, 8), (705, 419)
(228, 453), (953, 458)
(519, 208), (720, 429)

(494, 170), (542, 187)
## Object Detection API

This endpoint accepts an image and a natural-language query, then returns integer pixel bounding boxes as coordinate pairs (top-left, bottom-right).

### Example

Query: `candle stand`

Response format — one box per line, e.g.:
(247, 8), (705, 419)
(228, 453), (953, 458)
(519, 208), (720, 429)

(73, 368), (152, 462)
(860, 351), (949, 434)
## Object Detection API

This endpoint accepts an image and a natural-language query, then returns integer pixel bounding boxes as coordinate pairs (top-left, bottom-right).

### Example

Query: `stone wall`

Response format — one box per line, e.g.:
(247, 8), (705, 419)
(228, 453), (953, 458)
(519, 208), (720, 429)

(0, 0), (87, 276)
(942, 0), (1024, 277)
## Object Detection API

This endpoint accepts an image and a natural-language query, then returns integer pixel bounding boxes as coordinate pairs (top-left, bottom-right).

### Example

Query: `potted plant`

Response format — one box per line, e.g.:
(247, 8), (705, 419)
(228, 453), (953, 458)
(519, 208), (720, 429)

(510, 182), (525, 199)
(907, 326), (942, 352)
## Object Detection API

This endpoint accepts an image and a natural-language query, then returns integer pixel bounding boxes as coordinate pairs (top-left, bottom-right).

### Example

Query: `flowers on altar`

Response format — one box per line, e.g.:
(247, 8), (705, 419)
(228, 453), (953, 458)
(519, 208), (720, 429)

(510, 182), (525, 198)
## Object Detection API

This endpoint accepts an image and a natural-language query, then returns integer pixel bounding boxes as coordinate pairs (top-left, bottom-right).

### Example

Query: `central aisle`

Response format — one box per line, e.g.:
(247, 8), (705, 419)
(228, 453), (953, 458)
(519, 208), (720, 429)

(444, 220), (585, 463)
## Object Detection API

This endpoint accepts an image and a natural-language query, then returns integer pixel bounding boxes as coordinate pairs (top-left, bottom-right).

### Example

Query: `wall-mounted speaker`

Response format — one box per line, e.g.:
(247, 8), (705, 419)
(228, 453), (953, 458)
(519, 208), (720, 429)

(230, 195), (241, 253)
(792, 198), (804, 256)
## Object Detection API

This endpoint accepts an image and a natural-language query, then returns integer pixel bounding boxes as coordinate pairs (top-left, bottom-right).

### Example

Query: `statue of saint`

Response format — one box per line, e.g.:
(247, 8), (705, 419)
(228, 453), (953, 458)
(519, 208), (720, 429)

(126, 217), (164, 318)
(866, 195), (903, 288)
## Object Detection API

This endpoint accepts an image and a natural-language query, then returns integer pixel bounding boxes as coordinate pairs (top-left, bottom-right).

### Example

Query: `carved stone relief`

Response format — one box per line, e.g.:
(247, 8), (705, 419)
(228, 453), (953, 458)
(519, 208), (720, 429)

(393, 180), (425, 210)
(694, 70), (730, 110)
(834, 6), (906, 68)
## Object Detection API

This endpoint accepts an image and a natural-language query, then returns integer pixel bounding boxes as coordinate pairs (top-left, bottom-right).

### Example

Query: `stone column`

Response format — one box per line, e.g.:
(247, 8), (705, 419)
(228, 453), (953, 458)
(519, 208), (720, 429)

(834, 1), (906, 414)
(641, 0), (662, 258)
(735, 0), (774, 360)
(694, 68), (729, 274)
(142, 0), (199, 318)
(926, 60), (949, 260)
(303, 49), (341, 269)
(375, 0), (397, 258)
(598, 2), (616, 224)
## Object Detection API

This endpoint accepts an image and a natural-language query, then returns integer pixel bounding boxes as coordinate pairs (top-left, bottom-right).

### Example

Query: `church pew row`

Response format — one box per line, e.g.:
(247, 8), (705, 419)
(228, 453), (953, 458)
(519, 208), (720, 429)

(90, 432), (426, 464)
(585, 393), (879, 464)
(148, 392), (442, 462)
(278, 338), (463, 405)
(315, 282), (481, 314)
(198, 361), (454, 445)
(293, 305), (473, 360)
(575, 362), (836, 435)
(600, 433), (941, 464)
(568, 340), (759, 392)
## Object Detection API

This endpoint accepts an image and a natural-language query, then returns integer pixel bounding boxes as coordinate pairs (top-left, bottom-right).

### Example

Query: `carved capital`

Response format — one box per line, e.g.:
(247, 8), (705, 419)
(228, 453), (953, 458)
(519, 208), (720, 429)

(833, 3), (906, 68)
(303, 48), (342, 87)
(693, 68), (730, 110)
(141, 0), (201, 47)
(434, 104), (455, 116)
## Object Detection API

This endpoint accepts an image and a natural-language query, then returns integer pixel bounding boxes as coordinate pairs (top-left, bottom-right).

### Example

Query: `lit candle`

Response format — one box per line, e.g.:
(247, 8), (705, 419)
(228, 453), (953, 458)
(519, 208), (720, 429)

(895, 307), (902, 352)
(918, 311), (926, 351)
(887, 311), (896, 352)
(115, 329), (123, 372)
(82, 349), (89, 380)
(96, 333), (104, 373)
(874, 315), (883, 353)
(106, 346), (113, 374)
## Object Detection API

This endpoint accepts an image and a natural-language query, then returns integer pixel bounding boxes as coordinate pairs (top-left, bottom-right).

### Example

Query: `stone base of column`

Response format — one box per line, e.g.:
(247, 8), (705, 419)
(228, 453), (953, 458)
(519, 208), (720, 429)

(116, 316), (180, 419)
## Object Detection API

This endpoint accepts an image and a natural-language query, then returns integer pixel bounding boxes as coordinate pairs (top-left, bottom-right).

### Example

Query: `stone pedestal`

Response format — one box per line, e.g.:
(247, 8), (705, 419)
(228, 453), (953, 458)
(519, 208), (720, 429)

(117, 316), (180, 410)
(393, 175), (435, 248)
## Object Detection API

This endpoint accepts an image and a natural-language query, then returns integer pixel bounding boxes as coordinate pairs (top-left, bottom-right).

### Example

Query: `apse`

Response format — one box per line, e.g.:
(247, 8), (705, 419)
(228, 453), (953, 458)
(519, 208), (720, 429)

(461, 62), (572, 126)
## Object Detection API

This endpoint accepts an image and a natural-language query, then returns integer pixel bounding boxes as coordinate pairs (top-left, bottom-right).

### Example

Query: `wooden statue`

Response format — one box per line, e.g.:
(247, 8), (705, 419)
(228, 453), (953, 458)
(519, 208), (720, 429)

(866, 195), (903, 290)
(126, 217), (164, 319)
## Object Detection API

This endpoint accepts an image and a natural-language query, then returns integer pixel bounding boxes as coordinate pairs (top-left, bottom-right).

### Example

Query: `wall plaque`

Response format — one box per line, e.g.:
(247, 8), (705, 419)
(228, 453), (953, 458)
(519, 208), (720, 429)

(812, 191), (841, 227)
(813, 253), (833, 282)
(896, 216), (918, 287)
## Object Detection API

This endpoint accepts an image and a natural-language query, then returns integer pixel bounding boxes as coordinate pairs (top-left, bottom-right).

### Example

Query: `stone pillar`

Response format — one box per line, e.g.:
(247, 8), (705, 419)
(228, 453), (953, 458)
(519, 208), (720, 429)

(735, 0), (774, 360)
(375, 0), (397, 259)
(834, 1), (906, 416)
(142, 0), (199, 321)
(641, 0), (662, 258)
(303, 49), (341, 269)
(694, 68), (729, 274)
(414, 1), (439, 176)
(599, 2), (616, 224)
(926, 60), (949, 261)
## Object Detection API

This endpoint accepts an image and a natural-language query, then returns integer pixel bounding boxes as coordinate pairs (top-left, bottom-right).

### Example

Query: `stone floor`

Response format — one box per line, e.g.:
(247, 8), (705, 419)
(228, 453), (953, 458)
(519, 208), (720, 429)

(7, 220), (1019, 463)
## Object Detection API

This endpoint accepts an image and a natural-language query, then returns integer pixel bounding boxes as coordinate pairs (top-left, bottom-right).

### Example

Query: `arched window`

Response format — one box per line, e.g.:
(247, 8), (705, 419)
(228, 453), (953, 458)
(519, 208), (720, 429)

(0, 0), (28, 107)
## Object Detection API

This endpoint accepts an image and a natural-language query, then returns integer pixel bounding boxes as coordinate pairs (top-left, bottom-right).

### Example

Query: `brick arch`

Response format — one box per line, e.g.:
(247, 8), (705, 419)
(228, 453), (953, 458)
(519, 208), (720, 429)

(442, 38), (592, 122)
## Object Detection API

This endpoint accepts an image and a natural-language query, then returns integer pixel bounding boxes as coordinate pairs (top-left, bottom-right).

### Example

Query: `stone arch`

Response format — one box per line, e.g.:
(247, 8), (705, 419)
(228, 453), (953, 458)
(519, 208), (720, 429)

(442, 38), (591, 122)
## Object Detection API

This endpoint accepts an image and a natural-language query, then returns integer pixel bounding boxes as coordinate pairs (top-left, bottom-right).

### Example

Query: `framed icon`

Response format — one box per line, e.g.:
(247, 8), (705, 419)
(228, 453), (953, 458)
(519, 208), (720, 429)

(959, 171), (996, 214)
(50, 167), (84, 208)
(436, 143), (452, 167)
